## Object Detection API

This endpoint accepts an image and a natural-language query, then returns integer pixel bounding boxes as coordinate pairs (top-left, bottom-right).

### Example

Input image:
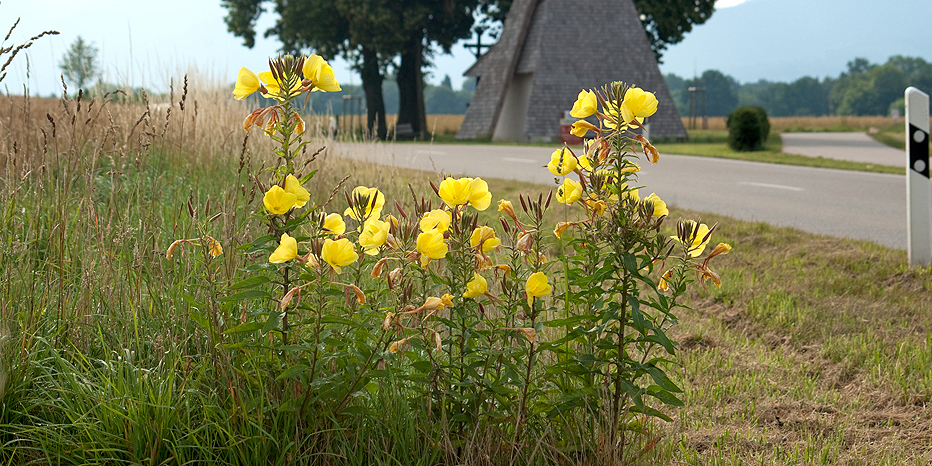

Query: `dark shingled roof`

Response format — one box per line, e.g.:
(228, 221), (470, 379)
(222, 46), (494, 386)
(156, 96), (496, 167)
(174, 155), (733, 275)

(457, 0), (687, 141)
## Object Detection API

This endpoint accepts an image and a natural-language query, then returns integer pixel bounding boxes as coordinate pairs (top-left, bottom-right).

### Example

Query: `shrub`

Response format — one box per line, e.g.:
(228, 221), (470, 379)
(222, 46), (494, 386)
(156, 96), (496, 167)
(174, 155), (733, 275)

(727, 105), (770, 151)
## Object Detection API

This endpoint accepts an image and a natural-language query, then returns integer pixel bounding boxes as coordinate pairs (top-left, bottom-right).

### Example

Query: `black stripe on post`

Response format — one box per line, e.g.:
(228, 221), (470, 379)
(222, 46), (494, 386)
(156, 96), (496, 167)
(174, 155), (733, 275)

(909, 124), (930, 179)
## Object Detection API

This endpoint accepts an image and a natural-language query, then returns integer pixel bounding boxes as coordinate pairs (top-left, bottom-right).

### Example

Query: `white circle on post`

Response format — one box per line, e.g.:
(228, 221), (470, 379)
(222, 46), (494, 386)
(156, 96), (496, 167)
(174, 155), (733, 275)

(915, 159), (927, 173)
(915, 130), (927, 144)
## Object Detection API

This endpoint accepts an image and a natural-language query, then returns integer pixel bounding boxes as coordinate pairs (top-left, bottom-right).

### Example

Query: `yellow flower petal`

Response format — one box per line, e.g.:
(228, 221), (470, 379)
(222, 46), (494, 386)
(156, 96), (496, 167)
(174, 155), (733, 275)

(547, 148), (578, 176)
(570, 90), (597, 118)
(620, 87), (658, 125)
(469, 226), (501, 252)
(284, 174), (310, 208)
(233, 67), (260, 100)
(416, 229), (448, 267)
(263, 185), (297, 215)
(321, 238), (359, 273)
(322, 213), (346, 236)
(463, 273), (488, 298)
(269, 233), (298, 263)
(525, 271), (552, 306)
(359, 219), (390, 255)
(644, 193), (668, 218)
(556, 178), (583, 205)
(419, 209), (452, 233)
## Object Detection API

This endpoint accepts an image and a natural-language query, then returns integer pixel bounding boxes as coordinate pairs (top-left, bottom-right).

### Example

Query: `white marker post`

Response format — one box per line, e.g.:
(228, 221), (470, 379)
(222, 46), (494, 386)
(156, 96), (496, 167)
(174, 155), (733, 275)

(906, 87), (931, 266)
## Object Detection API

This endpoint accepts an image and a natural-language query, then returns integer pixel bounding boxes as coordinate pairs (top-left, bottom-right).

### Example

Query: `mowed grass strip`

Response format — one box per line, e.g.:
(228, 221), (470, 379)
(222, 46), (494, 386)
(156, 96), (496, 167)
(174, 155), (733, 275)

(654, 208), (932, 465)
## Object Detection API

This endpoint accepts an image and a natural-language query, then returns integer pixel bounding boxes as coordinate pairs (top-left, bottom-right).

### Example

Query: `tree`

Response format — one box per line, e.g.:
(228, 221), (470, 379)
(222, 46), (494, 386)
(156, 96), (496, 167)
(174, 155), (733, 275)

(59, 36), (98, 90)
(223, 0), (479, 140)
(687, 70), (738, 117)
(223, 0), (394, 140)
(633, 0), (716, 60)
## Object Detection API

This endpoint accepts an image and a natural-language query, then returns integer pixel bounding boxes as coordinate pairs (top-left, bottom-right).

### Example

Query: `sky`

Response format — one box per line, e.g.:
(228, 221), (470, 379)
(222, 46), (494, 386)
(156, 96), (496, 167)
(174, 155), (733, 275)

(3, 0), (932, 97)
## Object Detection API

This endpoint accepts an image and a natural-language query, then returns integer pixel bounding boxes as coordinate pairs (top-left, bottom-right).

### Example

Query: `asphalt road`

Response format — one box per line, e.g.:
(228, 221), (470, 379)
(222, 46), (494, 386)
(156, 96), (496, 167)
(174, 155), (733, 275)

(332, 140), (911, 249)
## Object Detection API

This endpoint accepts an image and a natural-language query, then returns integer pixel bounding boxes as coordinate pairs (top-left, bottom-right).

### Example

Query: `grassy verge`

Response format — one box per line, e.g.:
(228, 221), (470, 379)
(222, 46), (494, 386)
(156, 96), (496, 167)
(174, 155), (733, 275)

(655, 208), (932, 465)
(3, 88), (930, 465)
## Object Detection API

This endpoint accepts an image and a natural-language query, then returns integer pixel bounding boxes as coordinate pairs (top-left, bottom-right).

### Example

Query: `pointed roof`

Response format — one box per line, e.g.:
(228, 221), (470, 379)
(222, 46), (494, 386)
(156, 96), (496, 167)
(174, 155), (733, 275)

(457, 0), (687, 141)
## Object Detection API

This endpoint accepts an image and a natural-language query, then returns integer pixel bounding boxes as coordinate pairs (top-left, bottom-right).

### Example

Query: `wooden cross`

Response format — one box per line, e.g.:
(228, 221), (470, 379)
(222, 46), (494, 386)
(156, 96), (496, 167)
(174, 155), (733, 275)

(465, 26), (490, 59)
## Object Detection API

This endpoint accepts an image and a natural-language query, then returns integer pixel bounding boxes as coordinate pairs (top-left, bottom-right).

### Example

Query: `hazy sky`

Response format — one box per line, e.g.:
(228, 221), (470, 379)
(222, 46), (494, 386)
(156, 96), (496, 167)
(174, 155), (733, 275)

(2, 0), (931, 97)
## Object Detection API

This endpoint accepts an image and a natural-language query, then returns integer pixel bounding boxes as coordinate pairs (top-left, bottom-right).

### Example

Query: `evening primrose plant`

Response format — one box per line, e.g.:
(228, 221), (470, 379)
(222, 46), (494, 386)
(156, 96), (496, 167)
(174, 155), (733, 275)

(546, 81), (731, 462)
(169, 54), (729, 463)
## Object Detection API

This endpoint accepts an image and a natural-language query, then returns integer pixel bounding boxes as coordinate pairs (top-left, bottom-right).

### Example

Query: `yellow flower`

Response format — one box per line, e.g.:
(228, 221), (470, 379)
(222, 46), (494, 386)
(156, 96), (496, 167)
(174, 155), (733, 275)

(463, 273), (488, 298)
(290, 113), (306, 135)
(469, 226), (501, 252)
(388, 337), (410, 354)
(207, 236), (223, 258)
(525, 272), (552, 307)
(263, 185), (297, 215)
(556, 178), (583, 205)
(321, 238), (359, 273)
(441, 293), (454, 308)
(602, 107), (629, 131)
(674, 223), (712, 258)
(416, 229), (448, 267)
(570, 89), (597, 118)
(359, 219), (390, 255)
(322, 213), (346, 236)
(498, 199), (517, 220)
(584, 198), (607, 217)
(438, 177), (491, 210)
(422, 296), (448, 311)
(620, 87), (658, 125)
(620, 162), (640, 175)
(438, 177), (471, 206)
(283, 174), (310, 208)
(571, 119), (598, 137)
(257, 70), (294, 99)
(303, 54), (342, 92)
(658, 269), (673, 291)
(553, 221), (574, 239)
(419, 209), (452, 233)
(547, 148), (577, 176)
(467, 178), (492, 210)
(302, 54), (324, 81)
(643, 193), (668, 218)
(705, 242), (732, 262)
(233, 67), (260, 100)
(345, 186), (385, 222)
(269, 233), (298, 263)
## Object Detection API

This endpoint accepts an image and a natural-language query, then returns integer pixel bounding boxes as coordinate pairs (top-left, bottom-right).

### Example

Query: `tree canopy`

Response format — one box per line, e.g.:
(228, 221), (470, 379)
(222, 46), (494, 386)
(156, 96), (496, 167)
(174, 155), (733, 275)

(59, 36), (98, 90)
(665, 55), (932, 118)
(222, 0), (715, 139)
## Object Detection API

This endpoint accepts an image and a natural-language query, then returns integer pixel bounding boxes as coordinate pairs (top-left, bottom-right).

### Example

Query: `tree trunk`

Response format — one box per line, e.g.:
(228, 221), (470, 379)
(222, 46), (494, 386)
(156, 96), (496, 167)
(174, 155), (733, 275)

(396, 35), (427, 139)
(360, 46), (387, 140)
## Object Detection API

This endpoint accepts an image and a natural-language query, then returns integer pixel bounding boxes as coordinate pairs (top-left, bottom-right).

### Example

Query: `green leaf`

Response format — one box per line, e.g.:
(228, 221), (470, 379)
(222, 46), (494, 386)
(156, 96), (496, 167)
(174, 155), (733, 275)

(629, 405), (673, 422)
(224, 321), (264, 334)
(647, 385), (684, 407)
(622, 252), (638, 274)
(645, 365), (682, 393)
(278, 363), (310, 381)
(189, 312), (210, 330)
(262, 312), (284, 332)
(628, 294), (647, 334)
(218, 289), (272, 302)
